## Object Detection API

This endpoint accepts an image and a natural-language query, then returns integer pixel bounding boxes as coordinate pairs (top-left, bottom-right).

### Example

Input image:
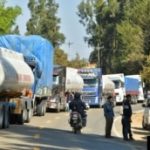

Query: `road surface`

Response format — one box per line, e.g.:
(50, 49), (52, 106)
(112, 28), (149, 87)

(0, 104), (147, 150)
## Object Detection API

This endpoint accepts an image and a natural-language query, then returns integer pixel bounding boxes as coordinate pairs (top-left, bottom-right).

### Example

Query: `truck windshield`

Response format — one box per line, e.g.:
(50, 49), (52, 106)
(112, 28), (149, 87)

(113, 80), (122, 89)
(53, 75), (59, 85)
(84, 78), (98, 86)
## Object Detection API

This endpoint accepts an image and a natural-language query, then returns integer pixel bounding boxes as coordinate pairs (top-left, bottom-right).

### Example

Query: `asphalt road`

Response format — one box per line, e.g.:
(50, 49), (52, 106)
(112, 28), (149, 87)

(0, 103), (146, 150)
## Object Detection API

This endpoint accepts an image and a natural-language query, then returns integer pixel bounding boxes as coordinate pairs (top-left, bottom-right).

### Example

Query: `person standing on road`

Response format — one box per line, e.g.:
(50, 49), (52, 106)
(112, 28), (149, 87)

(122, 94), (133, 141)
(103, 95), (114, 138)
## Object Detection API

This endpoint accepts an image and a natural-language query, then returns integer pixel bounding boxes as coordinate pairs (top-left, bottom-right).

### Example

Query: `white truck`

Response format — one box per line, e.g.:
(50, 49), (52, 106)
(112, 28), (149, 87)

(103, 74), (125, 104)
(101, 75), (115, 106)
(0, 48), (34, 128)
(47, 66), (84, 112)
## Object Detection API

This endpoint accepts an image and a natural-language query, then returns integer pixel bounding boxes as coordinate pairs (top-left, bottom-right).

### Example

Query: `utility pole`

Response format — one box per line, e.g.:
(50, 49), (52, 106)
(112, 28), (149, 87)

(67, 41), (73, 60)
(96, 43), (103, 68)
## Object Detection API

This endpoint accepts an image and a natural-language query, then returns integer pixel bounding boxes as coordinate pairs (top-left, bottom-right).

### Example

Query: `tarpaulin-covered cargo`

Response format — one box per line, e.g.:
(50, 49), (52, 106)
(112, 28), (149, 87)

(0, 35), (54, 96)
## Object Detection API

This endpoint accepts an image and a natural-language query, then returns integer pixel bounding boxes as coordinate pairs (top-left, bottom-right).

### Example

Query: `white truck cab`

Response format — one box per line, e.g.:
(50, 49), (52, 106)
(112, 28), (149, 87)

(104, 74), (125, 104)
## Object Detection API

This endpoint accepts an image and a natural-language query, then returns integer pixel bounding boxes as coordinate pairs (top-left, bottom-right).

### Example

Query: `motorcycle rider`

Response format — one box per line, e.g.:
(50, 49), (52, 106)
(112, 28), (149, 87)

(69, 92), (87, 126)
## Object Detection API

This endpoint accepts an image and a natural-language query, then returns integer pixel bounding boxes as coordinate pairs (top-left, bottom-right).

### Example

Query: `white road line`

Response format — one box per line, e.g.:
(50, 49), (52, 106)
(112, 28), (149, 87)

(113, 116), (122, 138)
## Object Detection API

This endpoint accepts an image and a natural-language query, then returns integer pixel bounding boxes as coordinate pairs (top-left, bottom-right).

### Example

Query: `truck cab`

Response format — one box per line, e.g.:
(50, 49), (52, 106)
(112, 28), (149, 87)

(47, 66), (67, 112)
(78, 68), (102, 107)
(104, 74), (125, 104)
(47, 66), (84, 112)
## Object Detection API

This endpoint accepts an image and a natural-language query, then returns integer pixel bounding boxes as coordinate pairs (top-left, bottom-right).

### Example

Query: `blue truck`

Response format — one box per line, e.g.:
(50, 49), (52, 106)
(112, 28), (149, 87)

(125, 76), (139, 103)
(0, 35), (54, 128)
(78, 68), (102, 107)
(125, 75), (144, 103)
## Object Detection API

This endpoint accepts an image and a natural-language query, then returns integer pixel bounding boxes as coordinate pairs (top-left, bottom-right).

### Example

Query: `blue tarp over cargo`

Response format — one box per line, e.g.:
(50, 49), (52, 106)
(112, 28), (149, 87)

(0, 35), (54, 95)
(125, 76), (139, 95)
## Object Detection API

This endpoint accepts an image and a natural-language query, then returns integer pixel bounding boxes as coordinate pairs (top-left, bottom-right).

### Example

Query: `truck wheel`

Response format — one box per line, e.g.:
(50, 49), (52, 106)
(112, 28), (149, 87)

(23, 109), (28, 122)
(18, 109), (27, 124)
(0, 104), (4, 129)
(2, 104), (9, 129)
(56, 103), (61, 112)
(43, 105), (46, 116)
(113, 100), (116, 107)
(142, 119), (147, 129)
(37, 104), (44, 116)
(41, 105), (45, 116)
(26, 109), (33, 123)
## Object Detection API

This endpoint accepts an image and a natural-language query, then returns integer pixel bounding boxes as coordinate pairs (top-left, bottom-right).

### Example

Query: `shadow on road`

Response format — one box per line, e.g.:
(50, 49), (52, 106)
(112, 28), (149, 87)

(0, 124), (147, 150)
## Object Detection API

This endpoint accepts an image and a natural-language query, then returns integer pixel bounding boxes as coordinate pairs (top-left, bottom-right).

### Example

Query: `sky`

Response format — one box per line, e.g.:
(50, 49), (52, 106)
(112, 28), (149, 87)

(6, 0), (92, 60)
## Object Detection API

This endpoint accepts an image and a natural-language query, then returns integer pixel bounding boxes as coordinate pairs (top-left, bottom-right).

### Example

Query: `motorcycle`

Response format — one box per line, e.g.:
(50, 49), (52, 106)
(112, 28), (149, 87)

(69, 110), (87, 134)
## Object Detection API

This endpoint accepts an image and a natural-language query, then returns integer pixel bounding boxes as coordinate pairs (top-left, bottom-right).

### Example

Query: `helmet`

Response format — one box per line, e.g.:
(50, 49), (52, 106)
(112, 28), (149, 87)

(74, 92), (81, 99)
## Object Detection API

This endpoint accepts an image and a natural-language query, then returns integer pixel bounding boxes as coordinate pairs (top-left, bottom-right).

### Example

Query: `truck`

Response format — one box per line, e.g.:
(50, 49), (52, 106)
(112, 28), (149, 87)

(125, 75), (144, 102)
(0, 35), (54, 128)
(78, 68), (102, 107)
(103, 74), (125, 104)
(47, 66), (84, 112)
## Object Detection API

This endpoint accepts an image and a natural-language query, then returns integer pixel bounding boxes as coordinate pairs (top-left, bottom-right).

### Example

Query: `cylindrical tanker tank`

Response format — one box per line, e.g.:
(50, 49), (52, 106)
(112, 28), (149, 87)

(102, 75), (115, 95)
(65, 67), (84, 92)
(0, 47), (34, 97)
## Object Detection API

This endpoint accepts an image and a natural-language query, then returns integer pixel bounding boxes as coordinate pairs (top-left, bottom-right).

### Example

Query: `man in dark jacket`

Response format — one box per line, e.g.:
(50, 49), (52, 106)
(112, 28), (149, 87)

(103, 95), (114, 138)
(69, 92), (86, 117)
(122, 94), (133, 140)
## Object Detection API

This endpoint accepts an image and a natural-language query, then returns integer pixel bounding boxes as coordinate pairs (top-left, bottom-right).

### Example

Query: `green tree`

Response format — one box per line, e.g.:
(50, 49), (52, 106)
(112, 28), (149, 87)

(54, 48), (68, 66)
(78, 0), (147, 74)
(124, 0), (150, 56)
(116, 21), (144, 74)
(141, 56), (150, 90)
(0, 1), (21, 34)
(68, 53), (88, 68)
(78, 0), (121, 73)
(26, 0), (65, 48)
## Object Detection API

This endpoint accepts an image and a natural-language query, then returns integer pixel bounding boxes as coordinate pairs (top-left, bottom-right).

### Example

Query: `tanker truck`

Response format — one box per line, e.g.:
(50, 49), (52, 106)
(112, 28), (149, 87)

(0, 35), (54, 127)
(101, 75), (116, 106)
(0, 47), (35, 128)
(47, 65), (84, 112)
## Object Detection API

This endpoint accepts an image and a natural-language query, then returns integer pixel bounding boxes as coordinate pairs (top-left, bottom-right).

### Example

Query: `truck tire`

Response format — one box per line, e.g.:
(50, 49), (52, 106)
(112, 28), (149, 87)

(42, 105), (46, 116)
(18, 109), (27, 124)
(26, 109), (33, 123)
(56, 102), (61, 112)
(142, 119), (148, 129)
(37, 104), (43, 116)
(2, 104), (9, 129)
(0, 104), (4, 129)
(113, 100), (116, 107)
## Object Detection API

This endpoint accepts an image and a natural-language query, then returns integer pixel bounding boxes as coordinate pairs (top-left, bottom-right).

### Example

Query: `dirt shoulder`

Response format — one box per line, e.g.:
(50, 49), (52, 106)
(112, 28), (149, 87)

(131, 112), (150, 141)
